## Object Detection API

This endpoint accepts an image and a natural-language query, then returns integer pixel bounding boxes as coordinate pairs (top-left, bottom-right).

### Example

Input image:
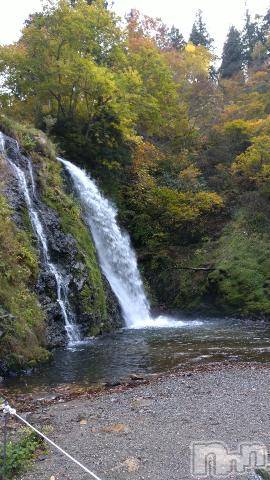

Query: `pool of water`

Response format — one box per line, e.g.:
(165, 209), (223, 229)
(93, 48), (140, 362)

(4, 317), (270, 392)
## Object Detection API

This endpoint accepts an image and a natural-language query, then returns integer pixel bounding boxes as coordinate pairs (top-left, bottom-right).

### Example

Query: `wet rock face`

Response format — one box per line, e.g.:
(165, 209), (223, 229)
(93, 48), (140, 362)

(2, 135), (123, 348)
(34, 201), (122, 344)
(102, 276), (123, 332)
(41, 206), (77, 261)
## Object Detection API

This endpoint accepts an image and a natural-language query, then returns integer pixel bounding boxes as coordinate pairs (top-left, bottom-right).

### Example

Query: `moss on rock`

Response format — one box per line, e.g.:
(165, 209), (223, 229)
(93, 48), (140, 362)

(0, 191), (49, 373)
(32, 151), (108, 329)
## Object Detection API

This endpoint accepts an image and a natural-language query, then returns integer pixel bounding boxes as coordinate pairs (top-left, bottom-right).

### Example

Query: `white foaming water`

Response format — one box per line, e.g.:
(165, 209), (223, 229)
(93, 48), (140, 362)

(0, 132), (5, 153)
(59, 158), (151, 328)
(131, 316), (203, 329)
(0, 133), (80, 344)
(59, 158), (200, 330)
(27, 158), (36, 198)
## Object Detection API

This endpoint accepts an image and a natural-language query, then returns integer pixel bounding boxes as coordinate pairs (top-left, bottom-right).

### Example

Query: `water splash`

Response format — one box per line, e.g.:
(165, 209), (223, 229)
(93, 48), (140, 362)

(60, 158), (190, 330)
(0, 132), (80, 345)
(0, 132), (5, 153)
(130, 316), (203, 329)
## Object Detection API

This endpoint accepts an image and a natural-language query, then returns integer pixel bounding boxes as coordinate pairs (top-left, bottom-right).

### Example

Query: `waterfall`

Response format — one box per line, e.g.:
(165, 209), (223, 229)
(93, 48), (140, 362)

(59, 158), (183, 329)
(0, 132), (80, 344)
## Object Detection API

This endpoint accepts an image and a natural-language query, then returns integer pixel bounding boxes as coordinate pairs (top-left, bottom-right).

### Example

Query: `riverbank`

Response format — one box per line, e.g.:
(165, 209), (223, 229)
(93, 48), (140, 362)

(4, 365), (268, 480)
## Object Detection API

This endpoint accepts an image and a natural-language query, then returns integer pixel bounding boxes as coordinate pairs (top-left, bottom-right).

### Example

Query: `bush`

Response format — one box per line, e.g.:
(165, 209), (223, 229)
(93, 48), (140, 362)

(0, 430), (45, 479)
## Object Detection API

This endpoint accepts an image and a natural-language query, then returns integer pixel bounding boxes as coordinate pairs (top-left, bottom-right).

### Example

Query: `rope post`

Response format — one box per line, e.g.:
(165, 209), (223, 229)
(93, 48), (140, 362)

(2, 400), (9, 480)
(1, 401), (104, 480)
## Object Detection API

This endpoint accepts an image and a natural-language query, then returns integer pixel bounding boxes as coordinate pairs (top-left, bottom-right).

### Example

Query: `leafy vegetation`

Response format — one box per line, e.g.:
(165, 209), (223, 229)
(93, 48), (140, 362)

(0, 429), (45, 479)
(0, 149), (49, 371)
(1, 0), (270, 320)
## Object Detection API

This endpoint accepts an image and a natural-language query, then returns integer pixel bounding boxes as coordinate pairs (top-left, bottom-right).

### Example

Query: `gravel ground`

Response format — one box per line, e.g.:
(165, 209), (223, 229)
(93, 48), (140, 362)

(18, 366), (270, 480)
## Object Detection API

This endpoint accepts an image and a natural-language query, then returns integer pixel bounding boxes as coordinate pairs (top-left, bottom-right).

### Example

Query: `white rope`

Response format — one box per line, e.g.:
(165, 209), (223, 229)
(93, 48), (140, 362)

(1, 402), (104, 480)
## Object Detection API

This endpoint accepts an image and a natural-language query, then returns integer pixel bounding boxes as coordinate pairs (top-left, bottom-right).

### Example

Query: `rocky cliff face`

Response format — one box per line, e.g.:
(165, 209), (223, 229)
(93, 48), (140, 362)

(0, 119), (122, 375)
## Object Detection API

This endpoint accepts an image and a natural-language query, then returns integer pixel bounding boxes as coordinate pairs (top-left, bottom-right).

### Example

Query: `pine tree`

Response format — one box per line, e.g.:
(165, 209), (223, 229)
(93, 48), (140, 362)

(242, 10), (260, 67)
(220, 26), (244, 79)
(168, 26), (186, 51)
(263, 8), (270, 36)
(189, 10), (213, 48)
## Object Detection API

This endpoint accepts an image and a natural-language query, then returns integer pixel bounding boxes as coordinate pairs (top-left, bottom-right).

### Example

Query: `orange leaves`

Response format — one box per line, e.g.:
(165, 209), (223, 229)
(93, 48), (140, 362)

(131, 139), (164, 175)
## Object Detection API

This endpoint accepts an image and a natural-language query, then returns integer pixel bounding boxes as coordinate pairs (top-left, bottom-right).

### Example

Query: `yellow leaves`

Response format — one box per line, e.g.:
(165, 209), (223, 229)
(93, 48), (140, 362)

(101, 159), (121, 171)
(169, 42), (212, 80)
(178, 165), (201, 188)
(194, 191), (223, 211)
(132, 140), (164, 174)
(232, 135), (270, 186)
(150, 186), (223, 226)
(185, 43), (196, 53)
(223, 119), (250, 133)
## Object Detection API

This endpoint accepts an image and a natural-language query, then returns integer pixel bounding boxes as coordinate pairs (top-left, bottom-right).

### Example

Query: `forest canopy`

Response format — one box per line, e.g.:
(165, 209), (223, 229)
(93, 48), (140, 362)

(2, 0), (270, 316)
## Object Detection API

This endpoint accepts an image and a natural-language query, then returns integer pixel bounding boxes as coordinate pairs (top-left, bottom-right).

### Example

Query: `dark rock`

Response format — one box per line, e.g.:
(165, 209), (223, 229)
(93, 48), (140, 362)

(37, 455), (47, 462)
(105, 381), (123, 388)
(130, 374), (145, 381)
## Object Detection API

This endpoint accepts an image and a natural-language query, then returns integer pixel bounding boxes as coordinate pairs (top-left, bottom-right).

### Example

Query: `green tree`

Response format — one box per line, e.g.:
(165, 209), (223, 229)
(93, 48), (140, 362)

(71, 0), (108, 5)
(220, 26), (243, 78)
(232, 135), (270, 188)
(242, 10), (260, 67)
(189, 10), (213, 48)
(262, 8), (270, 38)
(0, 0), (138, 170)
(168, 26), (186, 51)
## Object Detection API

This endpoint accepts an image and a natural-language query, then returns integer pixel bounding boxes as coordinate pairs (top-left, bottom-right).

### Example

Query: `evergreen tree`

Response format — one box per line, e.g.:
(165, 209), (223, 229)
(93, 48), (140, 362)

(189, 10), (213, 48)
(263, 8), (270, 36)
(242, 10), (260, 67)
(220, 26), (244, 79)
(168, 26), (186, 51)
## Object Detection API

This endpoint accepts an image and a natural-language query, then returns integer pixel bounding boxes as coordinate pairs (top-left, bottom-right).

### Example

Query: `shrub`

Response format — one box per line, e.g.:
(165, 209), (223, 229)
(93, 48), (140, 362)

(0, 429), (45, 479)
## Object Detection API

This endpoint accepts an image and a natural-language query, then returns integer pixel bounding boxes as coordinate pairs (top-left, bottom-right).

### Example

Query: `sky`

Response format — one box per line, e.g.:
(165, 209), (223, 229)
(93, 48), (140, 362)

(0, 0), (270, 56)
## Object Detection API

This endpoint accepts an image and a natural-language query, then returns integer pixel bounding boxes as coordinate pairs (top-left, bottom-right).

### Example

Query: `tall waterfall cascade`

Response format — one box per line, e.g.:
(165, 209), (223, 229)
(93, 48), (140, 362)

(60, 158), (183, 329)
(0, 132), (80, 344)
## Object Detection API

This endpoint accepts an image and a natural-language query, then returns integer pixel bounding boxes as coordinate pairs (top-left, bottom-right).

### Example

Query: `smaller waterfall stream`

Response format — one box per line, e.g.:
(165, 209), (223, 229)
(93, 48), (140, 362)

(0, 133), (80, 344)
(60, 158), (182, 329)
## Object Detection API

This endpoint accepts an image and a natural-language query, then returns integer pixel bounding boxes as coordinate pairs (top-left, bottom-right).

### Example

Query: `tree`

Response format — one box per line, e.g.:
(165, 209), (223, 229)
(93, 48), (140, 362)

(126, 10), (185, 52)
(220, 26), (243, 79)
(242, 10), (260, 67)
(250, 8), (270, 67)
(0, 0), (139, 172)
(168, 26), (186, 51)
(232, 135), (270, 188)
(70, 0), (108, 6)
(189, 10), (213, 49)
(262, 8), (270, 38)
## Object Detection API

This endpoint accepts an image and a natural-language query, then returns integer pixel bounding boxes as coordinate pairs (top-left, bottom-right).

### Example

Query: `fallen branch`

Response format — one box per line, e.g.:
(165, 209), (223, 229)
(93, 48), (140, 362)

(178, 266), (214, 271)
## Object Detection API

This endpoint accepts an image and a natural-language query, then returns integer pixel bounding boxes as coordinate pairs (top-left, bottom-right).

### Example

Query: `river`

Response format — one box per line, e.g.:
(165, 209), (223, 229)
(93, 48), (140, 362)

(4, 317), (270, 391)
